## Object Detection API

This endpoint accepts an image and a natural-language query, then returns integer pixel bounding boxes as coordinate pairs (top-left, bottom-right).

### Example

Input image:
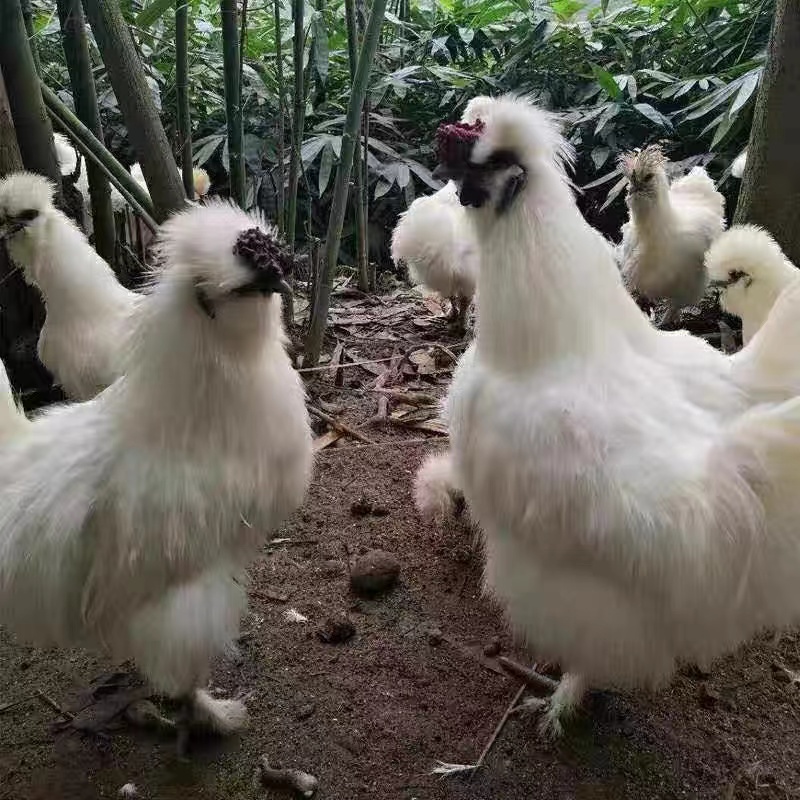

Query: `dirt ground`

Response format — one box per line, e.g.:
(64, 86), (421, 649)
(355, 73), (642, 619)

(0, 284), (797, 800)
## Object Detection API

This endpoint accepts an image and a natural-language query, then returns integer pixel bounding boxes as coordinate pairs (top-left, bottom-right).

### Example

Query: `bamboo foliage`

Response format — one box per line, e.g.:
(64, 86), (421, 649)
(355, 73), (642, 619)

(175, 0), (193, 198)
(57, 0), (116, 263)
(304, 0), (388, 366)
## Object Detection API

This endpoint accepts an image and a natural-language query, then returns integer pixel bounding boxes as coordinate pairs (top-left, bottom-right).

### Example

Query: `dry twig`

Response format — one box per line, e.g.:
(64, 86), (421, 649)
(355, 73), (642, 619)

(35, 689), (74, 721)
(498, 657), (559, 692)
(307, 404), (374, 444)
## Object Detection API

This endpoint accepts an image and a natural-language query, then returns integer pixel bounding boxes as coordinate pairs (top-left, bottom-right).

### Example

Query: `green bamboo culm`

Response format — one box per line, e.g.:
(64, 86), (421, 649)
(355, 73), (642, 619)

(304, 0), (388, 366)
(0, 69), (24, 177)
(41, 82), (158, 230)
(0, 0), (62, 200)
(344, 0), (369, 294)
(220, 0), (245, 208)
(273, 0), (286, 235)
(175, 0), (193, 198)
(82, 0), (185, 222)
(56, 0), (116, 263)
(286, 0), (305, 249)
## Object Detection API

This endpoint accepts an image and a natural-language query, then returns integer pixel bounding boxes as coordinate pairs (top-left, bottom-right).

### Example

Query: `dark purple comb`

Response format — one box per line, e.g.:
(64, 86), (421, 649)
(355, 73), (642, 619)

(435, 119), (485, 171)
(233, 227), (295, 277)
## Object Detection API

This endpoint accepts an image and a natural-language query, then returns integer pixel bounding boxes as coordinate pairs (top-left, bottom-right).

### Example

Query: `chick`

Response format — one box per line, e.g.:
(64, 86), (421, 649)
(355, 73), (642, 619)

(619, 145), (726, 328)
(706, 224), (800, 344)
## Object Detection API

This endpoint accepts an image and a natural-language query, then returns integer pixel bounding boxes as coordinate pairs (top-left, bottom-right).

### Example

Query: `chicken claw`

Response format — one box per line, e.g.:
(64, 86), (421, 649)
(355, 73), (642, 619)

(514, 673), (586, 739)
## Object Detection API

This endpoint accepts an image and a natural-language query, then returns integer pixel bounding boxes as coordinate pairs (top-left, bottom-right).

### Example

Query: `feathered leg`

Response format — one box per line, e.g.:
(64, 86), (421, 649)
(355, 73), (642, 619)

(455, 294), (471, 335)
(447, 295), (459, 321)
(515, 672), (586, 739)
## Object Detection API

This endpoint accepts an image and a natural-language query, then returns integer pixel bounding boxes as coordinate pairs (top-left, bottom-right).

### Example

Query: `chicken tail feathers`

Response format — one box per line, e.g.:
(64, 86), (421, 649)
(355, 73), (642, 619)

(0, 358), (29, 441)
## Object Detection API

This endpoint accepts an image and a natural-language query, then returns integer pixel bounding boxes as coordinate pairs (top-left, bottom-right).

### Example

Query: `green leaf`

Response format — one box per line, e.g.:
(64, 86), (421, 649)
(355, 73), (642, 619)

(310, 12), (329, 86)
(633, 103), (673, 129)
(582, 167), (622, 191)
(592, 65), (621, 100)
(729, 70), (760, 116)
(135, 0), (175, 29)
(318, 143), (334, 196)
(374, 178), (393, 199)
(599, 175), (628, 212)
(193, 135), (225, 167)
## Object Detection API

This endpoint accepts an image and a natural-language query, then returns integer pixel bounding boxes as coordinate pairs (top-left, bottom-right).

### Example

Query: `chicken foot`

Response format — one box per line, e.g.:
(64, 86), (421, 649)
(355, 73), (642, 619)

(513, 672), (586, 739)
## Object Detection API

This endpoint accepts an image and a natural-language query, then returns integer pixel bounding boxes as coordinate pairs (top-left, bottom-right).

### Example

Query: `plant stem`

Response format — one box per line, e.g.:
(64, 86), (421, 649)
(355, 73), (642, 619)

(221, 0), (245, 207)
(344, 0), (369, 293)
(57, 0), (116, 262)
(0, 68), (24, 177)
(304, 0), (388, 366)
(273, 0), (286, 234)
(286, 0), (305, 248)
(82, 0), (185, 222)
(41, 82), (157, 230)
(0, 0), (62, 200)
(175, 0), (193, 198)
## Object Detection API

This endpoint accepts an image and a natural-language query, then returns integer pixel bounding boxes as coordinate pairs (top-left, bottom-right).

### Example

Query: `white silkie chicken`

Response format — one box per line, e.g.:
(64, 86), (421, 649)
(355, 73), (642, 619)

(0, 172), (140, 400)
(433, 94), (800, 737)
(706, 224), (800, 345)
(618, 145), (725, 327)
(391, 180), (478, 333)
(53, 132), (212, 213)
(0, 199), (312, 754)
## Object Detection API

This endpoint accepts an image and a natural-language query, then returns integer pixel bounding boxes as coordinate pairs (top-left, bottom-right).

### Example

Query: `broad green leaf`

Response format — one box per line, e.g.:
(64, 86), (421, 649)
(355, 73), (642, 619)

(194, 135), (225, 166)
(310, 12), (329, 86)
(634, 103), (672, 129)
(582, 167), (622, 190)
(729, 70), (760, 116)
(600, 175), (628, 211)
(592, 65), (621, 100)
(374, 179), (393, 199)
(318, 143), (334, 195)
(135, 0), (175, 29)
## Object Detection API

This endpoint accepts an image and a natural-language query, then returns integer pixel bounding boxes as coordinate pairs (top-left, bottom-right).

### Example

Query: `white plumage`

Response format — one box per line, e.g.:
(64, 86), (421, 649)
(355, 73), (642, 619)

(706, 224), (800, 345)
(437, 94), (800, 736)
(391, 180), (477, 331)
(0, 199), (312, 747)
(0, 171), (140, 400)
(618, 145), (725, 326)
(414, 451), (460, 523)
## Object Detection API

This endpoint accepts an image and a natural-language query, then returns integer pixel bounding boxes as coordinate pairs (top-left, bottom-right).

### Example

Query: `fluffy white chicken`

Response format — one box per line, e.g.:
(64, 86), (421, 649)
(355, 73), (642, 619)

(391, 180), (478, 333)
(0, 200), (312, 753)
(706, 224), (800, 344)
(618, 145), (726, 327)
(435, 94), (800, 737)
(0, 171), (140, 400)
(53, 132), (212, 213)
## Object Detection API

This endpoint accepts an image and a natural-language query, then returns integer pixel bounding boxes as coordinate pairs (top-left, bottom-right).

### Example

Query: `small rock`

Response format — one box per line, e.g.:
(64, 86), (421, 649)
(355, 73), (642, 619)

(350, 495), (373, 517)
(428, 628), (443, 646)
(483, 637), (501, 658)
(319, 559), (347, 577)
(350, 549), (401, 596)
(698, 683), (720, 708)
(317, 614), (356, 644)
(296, 703), (316, 721)
(371, 505), (390, 518)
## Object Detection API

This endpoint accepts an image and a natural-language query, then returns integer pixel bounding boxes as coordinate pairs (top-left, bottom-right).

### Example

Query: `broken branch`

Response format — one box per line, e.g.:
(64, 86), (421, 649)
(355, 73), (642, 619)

(307, 404), (374, 444)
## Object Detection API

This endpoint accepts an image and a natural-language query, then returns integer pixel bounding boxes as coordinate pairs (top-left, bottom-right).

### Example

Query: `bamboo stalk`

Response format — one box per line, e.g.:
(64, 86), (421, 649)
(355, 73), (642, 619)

(41, 83), (157, 230)
(20, 0), (42, 74)
(221, 0), (245, 207)
(0, 68), (23, 177)
(0, 0), (62, 199)
(286, 0), (305, 248)
(57, 0), (116, 262)
(344, 0), (369, 293)
(175, 0), (193, 198)
(82, 0), (185, 222)
(304, 0), (388, 366)
(273, 0), (286, 234)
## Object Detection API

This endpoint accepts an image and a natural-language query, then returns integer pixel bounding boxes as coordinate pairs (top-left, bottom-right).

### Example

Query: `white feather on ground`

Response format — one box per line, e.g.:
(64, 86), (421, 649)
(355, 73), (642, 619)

(706, 224), (800, 345)
(438, 94), (800, 738)
(0, 171), (140, 400)
(619, 146), (725, 326)
(0, 200), (312, 743)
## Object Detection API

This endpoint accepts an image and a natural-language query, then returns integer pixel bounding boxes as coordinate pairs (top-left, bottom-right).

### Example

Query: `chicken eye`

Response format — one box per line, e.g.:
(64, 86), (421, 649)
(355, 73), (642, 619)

(728, 269), (747, 284)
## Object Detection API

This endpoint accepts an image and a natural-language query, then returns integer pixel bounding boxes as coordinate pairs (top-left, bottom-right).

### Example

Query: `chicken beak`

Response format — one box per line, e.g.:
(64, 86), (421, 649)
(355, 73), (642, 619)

(0, 218), (29, 241)
(707, 279), (731, 290)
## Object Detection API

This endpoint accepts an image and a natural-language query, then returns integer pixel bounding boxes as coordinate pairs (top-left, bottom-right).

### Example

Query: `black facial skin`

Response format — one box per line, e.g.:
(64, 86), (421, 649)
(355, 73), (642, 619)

(433, 148), (527, 214)
(708, 269), (753, 290)
(0, 208), (40, 240)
